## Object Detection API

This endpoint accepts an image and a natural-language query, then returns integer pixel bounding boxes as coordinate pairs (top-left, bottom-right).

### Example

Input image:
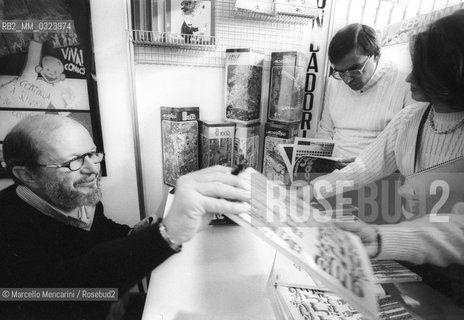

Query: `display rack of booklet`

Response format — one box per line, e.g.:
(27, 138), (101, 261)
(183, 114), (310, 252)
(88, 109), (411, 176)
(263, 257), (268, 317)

(271, 286), (416, 320)
(267, 253), (416, 320)
(225, 168), (379, 319)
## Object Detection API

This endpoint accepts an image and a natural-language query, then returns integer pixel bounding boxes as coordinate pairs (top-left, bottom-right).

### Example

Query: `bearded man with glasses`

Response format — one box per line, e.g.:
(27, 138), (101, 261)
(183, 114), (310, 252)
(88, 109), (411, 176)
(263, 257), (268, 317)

(0, 114), (251, 320)
(316, 23), (420, 160)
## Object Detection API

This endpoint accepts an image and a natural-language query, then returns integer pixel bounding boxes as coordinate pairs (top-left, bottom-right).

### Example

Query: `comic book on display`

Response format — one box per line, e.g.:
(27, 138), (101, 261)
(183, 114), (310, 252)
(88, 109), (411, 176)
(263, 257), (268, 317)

(165, 0), (215, 45)
(234, 122), (260, 170)
(277, 137), (343, 183)
(199, 121), (235, 168)
(268, 51), (308, 124)
(225, 48), (264, 124)
(262, 122), (299, 185)
(160, 106), (199, 187)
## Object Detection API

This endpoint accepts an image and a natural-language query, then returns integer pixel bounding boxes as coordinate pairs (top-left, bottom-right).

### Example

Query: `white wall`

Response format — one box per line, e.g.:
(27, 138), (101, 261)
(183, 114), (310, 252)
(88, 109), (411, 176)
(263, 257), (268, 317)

(90, 0), (140, 226)
(135, 65), (227, 217)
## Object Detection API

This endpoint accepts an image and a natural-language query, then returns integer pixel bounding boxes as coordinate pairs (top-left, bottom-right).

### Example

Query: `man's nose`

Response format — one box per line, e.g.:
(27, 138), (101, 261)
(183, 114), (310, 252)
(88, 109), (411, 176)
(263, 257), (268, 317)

(342, 76), (354, 85)
(81, 155), (100, 174)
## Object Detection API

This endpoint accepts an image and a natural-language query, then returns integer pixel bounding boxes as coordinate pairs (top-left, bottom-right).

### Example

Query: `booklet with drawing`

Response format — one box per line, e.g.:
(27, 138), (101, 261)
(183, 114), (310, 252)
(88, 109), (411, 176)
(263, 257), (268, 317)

(225, 168), (379, 319)
(277, 138), (346, 183)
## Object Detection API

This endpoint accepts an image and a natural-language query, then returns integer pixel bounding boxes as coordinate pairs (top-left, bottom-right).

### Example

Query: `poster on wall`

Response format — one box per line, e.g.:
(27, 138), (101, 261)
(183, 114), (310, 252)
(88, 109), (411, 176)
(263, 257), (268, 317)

(0, 0), (104, 178)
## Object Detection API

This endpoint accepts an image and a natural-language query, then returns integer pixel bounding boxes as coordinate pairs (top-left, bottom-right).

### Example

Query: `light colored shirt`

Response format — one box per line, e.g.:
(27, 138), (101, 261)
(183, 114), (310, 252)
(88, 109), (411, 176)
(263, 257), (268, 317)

(313, 103), (464, 266)
(316, 58), (414, 158)
(16, 185), (95, 230)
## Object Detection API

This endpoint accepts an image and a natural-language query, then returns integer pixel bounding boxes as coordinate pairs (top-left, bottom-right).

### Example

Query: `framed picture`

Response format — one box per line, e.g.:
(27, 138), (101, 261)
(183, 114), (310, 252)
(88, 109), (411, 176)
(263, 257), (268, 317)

(165, 0), (215, 44)
(0, 0), (104, 178)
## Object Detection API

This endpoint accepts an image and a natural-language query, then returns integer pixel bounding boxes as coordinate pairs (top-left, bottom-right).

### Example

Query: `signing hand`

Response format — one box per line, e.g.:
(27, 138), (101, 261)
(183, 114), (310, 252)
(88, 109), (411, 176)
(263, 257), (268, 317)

(163, 165), (251, 244)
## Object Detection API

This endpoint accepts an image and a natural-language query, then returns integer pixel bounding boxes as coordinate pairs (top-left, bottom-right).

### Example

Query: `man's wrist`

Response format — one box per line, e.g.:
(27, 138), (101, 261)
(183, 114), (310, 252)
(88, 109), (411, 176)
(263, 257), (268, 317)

(157, 218), (182, 252)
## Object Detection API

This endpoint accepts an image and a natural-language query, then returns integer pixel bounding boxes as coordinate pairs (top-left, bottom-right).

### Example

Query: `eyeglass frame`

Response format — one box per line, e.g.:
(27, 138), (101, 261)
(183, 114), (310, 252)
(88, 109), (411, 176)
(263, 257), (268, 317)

(331, 56), (372, 81)
(35, 151), (105, 172)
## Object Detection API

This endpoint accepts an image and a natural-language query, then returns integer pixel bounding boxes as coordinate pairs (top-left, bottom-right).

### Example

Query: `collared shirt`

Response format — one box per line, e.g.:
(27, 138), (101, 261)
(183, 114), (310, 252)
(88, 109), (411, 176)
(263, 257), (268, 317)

(16, 185), (95, 231)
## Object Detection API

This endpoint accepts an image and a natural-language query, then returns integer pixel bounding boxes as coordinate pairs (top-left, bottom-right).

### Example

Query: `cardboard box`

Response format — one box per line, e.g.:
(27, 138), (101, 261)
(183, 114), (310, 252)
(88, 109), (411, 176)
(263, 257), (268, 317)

(234, 122), (260, 170)
(200, 121), (235, 168)
(225, 48), (264, 124)
(262, 122), (299, 184)
(268, 51), (309, 124)
(160, 106), (200, 187)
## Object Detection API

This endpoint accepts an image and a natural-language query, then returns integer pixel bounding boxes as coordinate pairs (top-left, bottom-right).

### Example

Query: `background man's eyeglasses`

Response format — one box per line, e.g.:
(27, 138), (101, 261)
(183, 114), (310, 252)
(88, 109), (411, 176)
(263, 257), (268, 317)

(331, 56), (371, 81)
(36, 152), (105, 172)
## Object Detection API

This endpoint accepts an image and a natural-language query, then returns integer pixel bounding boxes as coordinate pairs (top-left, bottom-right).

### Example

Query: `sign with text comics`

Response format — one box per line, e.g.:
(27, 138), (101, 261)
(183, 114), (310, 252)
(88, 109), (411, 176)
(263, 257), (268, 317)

(0, 0), (104, 178)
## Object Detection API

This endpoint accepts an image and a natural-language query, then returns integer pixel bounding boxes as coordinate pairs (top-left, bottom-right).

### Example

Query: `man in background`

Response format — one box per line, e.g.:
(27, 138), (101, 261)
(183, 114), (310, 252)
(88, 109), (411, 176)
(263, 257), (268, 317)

(316, 23), (415, 160)
(0, 114), (251, 320)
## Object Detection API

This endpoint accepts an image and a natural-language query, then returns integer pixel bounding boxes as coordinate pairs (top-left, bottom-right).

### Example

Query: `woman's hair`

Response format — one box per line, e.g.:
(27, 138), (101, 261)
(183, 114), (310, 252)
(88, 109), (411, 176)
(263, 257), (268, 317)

(328, 23), (381, 64)
(411, 14), (464, 109)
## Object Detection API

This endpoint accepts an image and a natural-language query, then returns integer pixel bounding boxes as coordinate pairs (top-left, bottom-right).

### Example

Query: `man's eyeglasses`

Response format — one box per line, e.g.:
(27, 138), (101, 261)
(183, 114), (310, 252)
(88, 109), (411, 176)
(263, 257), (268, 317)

(331, 56), (371, 81)
(36, 151), (105, 172)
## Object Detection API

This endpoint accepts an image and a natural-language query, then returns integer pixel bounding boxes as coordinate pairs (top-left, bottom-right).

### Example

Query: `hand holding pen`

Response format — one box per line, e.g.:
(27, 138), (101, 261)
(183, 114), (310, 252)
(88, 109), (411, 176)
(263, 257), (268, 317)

(163, 165), (251, 245)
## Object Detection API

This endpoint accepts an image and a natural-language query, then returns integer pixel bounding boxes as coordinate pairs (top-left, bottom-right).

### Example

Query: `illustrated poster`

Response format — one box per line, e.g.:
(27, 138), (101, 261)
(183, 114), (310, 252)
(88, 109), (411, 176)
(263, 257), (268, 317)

(0, 0), (104, 177)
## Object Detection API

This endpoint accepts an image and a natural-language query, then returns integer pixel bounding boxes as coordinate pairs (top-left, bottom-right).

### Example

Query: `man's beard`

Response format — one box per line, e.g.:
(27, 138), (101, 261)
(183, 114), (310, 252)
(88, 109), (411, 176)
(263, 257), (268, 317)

(44, 176), (102, 211)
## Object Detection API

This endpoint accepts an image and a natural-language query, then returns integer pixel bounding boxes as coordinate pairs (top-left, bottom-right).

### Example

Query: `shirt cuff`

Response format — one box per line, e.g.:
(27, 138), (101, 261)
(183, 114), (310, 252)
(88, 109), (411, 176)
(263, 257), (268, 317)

(375, 224), (424, 263)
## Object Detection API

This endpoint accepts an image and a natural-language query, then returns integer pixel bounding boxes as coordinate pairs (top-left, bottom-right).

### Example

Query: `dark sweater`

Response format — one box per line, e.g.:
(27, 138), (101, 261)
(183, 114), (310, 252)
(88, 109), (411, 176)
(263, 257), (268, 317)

(0, 185), (176, 320)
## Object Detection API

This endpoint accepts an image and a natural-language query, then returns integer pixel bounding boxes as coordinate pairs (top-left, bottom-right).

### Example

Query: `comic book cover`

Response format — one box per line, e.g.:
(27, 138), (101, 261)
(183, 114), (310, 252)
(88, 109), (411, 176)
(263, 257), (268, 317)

(160, 106), (199, 187)
(290, 138), (340, 183)
(268, 51), (309, 124)
(262, 122), (299, 184)
(165, 0), (214, 45)
(199, 120), (235, 168)
(225, 48), (264, 124)
(234, 122), (260, 170)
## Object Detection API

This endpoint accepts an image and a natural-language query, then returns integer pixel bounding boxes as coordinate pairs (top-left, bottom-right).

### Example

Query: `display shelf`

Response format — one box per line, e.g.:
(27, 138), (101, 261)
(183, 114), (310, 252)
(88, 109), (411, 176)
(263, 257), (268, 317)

(130, 30), (218, 51)
(130, 0), (311, 67)
(233, 0), (319, 25)
(134, 44), (225, 67)
(232, 8), (317, 24)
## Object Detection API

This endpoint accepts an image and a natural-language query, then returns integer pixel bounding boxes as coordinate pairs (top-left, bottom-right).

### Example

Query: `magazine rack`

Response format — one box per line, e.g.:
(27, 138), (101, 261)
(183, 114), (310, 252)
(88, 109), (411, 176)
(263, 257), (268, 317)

(130, 30), (218, 51)
(232, 9), (317, 24)
(128, 0), (315, 67)
(232, 0), (319, 25)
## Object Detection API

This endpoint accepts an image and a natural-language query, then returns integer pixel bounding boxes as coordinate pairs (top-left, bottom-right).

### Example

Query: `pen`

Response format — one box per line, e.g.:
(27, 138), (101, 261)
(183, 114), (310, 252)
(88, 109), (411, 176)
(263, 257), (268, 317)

(231, 164), (245, 176)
